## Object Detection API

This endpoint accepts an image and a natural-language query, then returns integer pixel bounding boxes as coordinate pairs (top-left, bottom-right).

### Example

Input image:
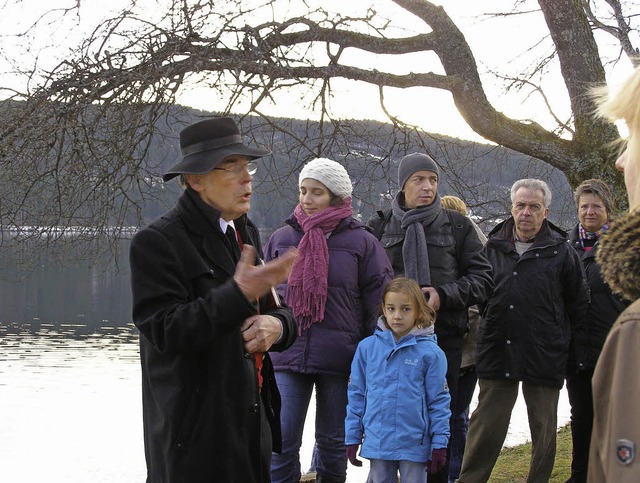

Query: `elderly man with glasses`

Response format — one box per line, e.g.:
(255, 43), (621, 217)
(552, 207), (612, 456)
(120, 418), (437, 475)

(129, 117), (298, 483)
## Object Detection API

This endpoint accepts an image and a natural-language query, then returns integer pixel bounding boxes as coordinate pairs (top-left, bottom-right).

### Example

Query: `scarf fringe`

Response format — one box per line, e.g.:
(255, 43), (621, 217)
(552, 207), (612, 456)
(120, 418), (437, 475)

(287, 284), (327, 335)
(285, 200), (352, 334)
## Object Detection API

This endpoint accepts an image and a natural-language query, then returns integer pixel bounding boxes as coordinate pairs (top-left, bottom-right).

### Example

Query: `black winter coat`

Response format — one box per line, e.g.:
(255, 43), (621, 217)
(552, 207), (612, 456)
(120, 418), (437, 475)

(369, 207), (494, 348)
(129, 189), (297, 483)
(477, 218), (589, 388)
(567, 225), (628, 370)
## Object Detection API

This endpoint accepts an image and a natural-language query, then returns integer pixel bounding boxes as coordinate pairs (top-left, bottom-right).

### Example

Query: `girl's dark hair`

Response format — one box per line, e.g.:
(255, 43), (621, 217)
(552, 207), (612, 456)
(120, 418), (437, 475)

(381, 277), (436, 329)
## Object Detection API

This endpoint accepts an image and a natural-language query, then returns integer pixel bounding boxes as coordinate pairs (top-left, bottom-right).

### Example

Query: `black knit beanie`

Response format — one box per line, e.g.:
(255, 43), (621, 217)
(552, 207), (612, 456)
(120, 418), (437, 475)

(398, 153), (440, 189)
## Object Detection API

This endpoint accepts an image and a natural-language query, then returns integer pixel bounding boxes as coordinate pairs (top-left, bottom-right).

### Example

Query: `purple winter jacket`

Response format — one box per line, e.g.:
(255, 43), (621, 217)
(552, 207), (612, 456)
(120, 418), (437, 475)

(264, 214), (394, 376)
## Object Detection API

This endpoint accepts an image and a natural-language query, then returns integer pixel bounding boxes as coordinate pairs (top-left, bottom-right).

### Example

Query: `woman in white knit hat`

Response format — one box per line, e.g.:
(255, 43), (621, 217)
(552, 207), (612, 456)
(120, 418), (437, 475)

(264, 158), (393, 483)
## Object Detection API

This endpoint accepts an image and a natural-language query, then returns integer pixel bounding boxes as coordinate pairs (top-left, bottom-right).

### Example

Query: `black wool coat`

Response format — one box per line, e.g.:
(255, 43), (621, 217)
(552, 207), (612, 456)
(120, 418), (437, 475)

(477, 218), (589, 388)
(130, 189), (297, 483)
(567, 224), (629, 370)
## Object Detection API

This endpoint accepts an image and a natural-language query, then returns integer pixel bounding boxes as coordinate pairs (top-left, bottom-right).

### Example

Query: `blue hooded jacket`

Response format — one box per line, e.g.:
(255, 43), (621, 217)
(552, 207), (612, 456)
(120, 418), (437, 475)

(345, 319), (451, 463)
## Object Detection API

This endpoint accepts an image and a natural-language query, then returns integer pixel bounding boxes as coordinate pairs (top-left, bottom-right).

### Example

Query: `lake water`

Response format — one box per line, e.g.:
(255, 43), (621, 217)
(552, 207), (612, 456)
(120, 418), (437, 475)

(0, 322), (570, 483)
(0, 235), (572, 481)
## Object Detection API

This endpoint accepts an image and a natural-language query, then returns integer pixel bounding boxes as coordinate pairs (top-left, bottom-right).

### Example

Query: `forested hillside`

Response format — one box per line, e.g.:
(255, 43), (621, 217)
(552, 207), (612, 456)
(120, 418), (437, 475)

(133, 106), (575, 238)
(1, 100), (575, 243)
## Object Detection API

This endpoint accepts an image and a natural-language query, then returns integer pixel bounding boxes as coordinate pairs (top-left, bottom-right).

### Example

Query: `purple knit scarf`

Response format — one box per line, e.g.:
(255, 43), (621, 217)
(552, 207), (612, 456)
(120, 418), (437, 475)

(286, 198), (353, 334)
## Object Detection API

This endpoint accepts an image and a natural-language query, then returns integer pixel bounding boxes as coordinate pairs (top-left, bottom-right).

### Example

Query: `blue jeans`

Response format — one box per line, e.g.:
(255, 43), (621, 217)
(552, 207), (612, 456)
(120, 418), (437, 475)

(369, 459), (427, 483)
(270, 371), (348, 483)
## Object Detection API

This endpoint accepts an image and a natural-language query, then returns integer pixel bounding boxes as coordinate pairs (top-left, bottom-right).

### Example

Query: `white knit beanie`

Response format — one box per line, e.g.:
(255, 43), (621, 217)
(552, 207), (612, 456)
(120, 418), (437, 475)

(298, 158), (353, 199)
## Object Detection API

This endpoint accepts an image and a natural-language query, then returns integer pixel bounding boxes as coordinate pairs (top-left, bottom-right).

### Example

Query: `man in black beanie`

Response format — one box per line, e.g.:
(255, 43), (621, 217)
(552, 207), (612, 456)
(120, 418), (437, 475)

(369, 152), (493, 483)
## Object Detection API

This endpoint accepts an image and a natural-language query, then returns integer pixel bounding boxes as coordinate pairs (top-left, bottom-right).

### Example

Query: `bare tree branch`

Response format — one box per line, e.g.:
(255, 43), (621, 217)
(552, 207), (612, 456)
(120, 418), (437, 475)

(0, 0), (635, 260)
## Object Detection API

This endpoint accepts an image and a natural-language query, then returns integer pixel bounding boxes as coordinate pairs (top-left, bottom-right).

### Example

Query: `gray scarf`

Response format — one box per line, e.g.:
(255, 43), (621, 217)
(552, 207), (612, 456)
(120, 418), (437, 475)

(392, 192), (442, 286)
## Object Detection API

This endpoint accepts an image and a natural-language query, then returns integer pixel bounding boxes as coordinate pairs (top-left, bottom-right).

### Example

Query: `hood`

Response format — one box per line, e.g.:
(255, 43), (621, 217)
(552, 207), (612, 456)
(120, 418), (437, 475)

(596, 210), (640, 302)
(375, 315), (436, 340)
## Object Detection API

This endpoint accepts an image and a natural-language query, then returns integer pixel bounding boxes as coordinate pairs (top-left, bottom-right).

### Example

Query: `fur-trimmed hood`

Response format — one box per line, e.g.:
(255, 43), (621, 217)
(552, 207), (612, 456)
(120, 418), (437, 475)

(597, 210), (640, 302)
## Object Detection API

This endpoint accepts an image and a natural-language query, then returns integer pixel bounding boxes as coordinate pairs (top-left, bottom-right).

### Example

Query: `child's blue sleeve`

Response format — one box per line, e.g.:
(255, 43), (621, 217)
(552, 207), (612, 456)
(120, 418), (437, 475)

(425, 346), (451, 449)
(345, 342), (367, 445)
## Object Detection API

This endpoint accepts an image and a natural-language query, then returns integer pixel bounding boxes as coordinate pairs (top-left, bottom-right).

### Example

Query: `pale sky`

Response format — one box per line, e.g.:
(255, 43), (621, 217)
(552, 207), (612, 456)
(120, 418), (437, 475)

(1, 0), (636, 143)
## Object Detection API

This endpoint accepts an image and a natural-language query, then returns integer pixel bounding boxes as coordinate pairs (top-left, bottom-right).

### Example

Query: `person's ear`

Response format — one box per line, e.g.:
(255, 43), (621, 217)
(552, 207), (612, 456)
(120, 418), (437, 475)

(185, 174), (203, 192)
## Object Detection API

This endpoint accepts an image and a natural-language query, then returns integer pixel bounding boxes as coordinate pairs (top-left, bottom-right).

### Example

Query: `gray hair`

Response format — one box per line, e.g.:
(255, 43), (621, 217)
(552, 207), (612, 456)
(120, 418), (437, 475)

(510, 179), (552, 207)
(573, 178), (615, 214)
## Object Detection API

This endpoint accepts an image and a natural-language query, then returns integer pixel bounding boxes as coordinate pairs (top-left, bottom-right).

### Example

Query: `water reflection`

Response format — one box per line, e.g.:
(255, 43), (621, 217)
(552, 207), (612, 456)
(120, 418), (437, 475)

(0, 238), (133, 327)
(0, 322), (571, 483)
(0, 323), (145, 483)
(0, 233), (571, 481)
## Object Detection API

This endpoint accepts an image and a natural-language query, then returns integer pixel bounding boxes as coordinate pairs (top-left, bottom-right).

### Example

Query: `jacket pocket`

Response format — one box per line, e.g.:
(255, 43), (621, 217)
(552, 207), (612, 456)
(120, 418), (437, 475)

(380, 232), (404, 249)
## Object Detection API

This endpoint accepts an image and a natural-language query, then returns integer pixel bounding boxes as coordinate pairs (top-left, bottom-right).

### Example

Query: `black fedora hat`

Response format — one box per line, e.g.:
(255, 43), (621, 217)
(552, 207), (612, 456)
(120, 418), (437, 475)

(163, 117), (271, 181)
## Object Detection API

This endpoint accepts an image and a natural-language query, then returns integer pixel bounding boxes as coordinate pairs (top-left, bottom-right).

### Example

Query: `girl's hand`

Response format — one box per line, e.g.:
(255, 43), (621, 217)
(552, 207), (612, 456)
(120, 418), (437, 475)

(346, 444), (362, 467)
(426, 447), (447, 474)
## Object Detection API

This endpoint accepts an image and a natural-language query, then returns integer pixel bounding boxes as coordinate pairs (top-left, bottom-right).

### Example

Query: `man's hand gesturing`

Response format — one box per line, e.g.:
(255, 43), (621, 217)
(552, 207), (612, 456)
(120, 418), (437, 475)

(233, 245), (297, 301)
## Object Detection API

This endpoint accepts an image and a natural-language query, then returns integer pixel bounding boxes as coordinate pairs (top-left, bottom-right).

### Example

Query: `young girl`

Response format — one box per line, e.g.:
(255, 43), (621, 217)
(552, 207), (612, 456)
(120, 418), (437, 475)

(345, 277), (451, 483)
(265, 157), (393, 483)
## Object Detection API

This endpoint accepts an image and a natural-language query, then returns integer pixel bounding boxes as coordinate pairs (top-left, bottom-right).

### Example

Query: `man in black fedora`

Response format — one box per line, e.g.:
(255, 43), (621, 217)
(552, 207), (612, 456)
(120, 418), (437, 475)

(130, 117), (298, 483)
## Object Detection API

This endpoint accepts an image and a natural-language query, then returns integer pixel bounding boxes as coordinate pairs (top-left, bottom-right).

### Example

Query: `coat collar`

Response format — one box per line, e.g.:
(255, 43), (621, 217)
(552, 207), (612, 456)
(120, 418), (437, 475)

(178, 188), (249, 237)
(175, 188), (250, 276)
(489, 217), (566, 250)
(374, 316), (436, 346)
(567, 223), (598, 260)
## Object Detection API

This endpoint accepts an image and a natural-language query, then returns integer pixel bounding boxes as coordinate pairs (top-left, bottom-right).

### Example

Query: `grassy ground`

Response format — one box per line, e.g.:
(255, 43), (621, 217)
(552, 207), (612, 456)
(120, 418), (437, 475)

(300, 424), (573, 482)
(489, 423), (572, 482)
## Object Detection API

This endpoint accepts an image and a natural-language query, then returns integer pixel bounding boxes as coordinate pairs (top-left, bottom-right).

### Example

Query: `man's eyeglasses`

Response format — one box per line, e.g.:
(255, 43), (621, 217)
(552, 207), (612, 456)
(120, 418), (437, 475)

(213, 161), (258, 176)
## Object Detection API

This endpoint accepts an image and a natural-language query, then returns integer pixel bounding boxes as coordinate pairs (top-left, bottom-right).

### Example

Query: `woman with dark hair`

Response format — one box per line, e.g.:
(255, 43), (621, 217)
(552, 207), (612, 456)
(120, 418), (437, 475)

(264, 158), (393, 483)
(565, 179), (628, 483)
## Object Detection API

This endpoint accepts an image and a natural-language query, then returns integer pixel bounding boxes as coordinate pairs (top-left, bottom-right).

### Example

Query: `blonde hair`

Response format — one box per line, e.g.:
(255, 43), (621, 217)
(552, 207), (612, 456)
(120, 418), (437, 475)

(441, 195), (467, 216)
(381, 277), (436, 329)
(593, 66), (640, 166)
(594, 66), (640, 135)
